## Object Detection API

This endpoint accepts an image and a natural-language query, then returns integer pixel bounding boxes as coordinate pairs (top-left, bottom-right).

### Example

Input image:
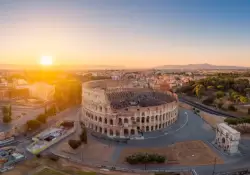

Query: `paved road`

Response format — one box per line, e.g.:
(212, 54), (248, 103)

(179, 97), (237, 118)
(87, 108), (250, 175)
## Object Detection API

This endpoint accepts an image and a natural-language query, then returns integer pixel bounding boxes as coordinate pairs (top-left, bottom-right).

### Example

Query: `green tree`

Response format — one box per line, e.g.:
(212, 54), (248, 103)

(3, 115), (12, 123)
(68, 139), (81, 149)
(239, 96), (248, 103)
(194, 84), (204, 99)
(79, 124), (88, 144)
(26, 120), (42, 131)
(217, 85), (224, 90)
(2, 105), (12, 123)
(207, 86), (214, 90)
(216, 91), (225, 99)
(36, 114), (48, 123)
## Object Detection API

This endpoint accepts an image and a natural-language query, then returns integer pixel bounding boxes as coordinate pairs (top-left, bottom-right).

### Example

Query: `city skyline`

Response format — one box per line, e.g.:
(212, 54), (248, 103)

(0, 0), (250, 68)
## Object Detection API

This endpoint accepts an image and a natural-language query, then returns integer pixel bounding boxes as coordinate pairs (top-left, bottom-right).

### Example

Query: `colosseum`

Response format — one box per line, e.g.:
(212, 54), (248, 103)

(81, 80), (178, 138)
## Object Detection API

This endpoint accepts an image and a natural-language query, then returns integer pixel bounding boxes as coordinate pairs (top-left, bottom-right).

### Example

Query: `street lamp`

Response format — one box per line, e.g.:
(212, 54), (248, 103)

(212, 157), (217, 175)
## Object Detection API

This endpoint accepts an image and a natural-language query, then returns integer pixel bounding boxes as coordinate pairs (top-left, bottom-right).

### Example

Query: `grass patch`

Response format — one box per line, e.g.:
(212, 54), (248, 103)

(76, 171), (96, 175)
(33, 167), (68, 175)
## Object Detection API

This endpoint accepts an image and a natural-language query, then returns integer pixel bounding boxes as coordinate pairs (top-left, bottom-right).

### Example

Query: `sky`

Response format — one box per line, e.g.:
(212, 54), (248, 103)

(0, 0), (250, 68)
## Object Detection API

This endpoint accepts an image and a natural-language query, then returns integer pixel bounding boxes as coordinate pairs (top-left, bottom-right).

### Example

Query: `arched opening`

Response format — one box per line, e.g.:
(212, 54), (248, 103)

(116, 130), (120, 137)
(142, 117), (145, 123)
(100, 106), (102, 112)
(222, 137), (226, 143)
(124, 118), (129, 123)
(159, 115), (162, 121)
(159, 124), (162, 129)
(136, 117), (140, 122)
(95, 116), (97, 121)
(151, 126), (154, 131)
(131, 129), (135, 135)
(104, 128), (107, 134)
(104, 118), (107, 124)
(99, 117), (102, 122)
(155, 115), (158, 121)
(110, 119), (113, 125)
(110, 129), (113, 136)
(146, 116), (150, 123)
(124, 129), (129, 136)
(151, 116), (154, 122)
(119, 118), (122, 124)
(146, 126), (149, 132)
(137, 126), (140, 131)
(95, 126), (98, 132)
(99, 127), (102, 133)
(155, 125), (158, 130)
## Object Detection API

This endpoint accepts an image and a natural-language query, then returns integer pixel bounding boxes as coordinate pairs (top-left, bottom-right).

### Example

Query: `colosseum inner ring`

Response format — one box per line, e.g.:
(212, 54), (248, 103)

(81, 80), (178, 138)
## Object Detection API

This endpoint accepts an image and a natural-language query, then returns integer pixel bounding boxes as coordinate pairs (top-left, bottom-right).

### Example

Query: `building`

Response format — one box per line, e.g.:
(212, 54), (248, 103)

(82, 80), (178, 138)
(215, 123), (240, 154)
(29, 82), (55, 101)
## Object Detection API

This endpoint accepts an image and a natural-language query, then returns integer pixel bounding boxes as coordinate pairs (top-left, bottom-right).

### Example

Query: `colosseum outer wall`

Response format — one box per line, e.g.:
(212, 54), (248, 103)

(81, 81), (179, 138)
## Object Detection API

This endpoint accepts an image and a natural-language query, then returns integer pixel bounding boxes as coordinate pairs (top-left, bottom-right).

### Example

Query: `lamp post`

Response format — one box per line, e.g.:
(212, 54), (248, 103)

(212, 157), (217, 175)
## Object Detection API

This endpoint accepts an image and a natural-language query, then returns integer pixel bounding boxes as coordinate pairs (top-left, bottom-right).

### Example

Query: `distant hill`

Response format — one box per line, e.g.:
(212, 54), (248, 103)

(155, 64), (250, 70)
(0, 64), (126, 70)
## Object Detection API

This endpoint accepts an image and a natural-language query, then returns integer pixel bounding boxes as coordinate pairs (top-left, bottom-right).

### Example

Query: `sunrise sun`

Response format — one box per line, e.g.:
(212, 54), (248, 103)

(40, 56), (53, 66)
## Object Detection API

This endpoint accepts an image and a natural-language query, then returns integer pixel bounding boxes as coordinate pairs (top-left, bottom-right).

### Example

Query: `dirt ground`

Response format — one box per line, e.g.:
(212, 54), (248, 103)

(119, 140), (223, 166)
(200, 112), (225, 128)
(58, 137), (115, 163)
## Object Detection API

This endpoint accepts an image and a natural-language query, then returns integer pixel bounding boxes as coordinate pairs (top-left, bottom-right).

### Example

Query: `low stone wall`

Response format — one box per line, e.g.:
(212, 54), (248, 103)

(27, 122), (77, 154)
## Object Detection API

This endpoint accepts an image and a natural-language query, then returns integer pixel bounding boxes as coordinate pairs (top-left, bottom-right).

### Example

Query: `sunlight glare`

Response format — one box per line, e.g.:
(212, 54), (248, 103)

(40, 56), (53, 66)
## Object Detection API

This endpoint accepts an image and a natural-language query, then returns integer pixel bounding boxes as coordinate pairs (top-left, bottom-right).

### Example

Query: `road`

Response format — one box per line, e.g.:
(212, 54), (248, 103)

(179, 97), (237, 118)
(85, 108), (250, 175)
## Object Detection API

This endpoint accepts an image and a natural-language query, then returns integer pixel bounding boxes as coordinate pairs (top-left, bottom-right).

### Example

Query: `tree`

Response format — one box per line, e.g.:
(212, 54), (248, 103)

(207, 86), (214, 90)
(217, 102), (223, 109)
(228, 104), (237, 111)
(239, 96), (248, 103)
(68, 139), (81, 149)
(224, 118), (238, 125)
(36, 114), (48, 123)
(194, 84), (204, 99)
(2, 105), (12, 123)
(79, 124), (88, 144)
(26, 120), (42, 131)
(216, 91), (225, 99)
(217, 85), (224, 90)
(3, 115), (12, 123)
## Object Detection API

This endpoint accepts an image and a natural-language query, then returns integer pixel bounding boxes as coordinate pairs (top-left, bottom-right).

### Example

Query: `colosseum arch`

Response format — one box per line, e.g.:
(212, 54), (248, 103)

(110, 119), (113, 125)
(104, 118), (108, 124)
(146, 126), (149, 132)
(124, 129), (129, 136)
(136, 117), (140, 122)
(131, 129), (135, 135)
(141, 117), (145, 123)
(124, 118), (129, 124)
(118, 118), (122, 124)
(110, 129), (113, 136)
(146, 116), (150, 123)
(116, 130), (120, 136)
(99, 117), (102, 122)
